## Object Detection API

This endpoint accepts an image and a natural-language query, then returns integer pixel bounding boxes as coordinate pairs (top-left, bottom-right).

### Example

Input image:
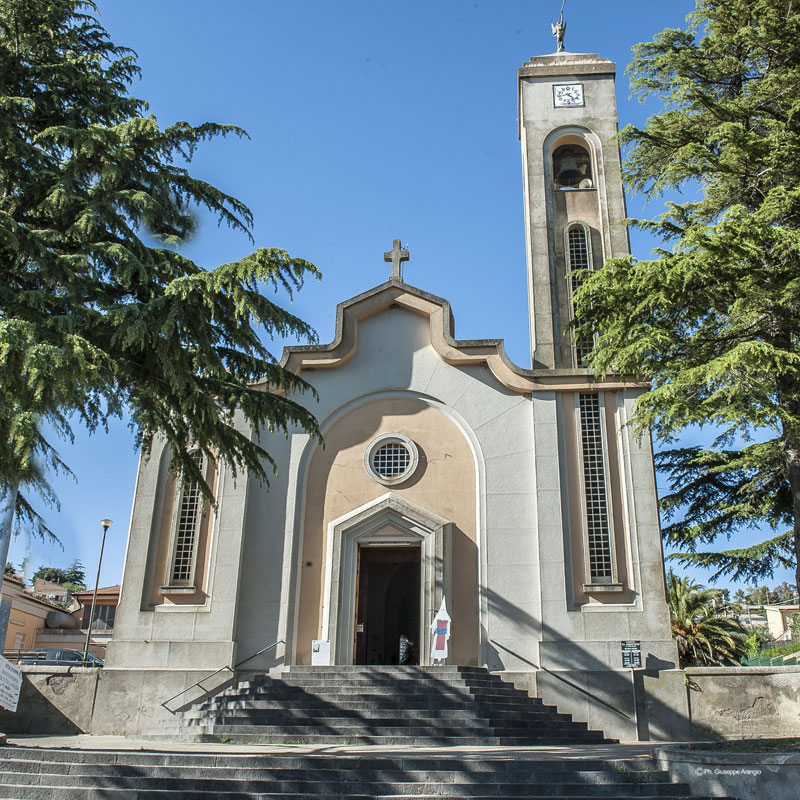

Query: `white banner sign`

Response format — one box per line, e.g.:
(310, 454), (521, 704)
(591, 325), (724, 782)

(0, 657), (22, 712)
(430, 598), (451, 662)
(311, 640), (331, 666)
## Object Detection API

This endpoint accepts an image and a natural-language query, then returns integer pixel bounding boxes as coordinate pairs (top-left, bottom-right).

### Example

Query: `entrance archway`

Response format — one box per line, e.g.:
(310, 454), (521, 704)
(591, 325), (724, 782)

(322, 494), (452, 665)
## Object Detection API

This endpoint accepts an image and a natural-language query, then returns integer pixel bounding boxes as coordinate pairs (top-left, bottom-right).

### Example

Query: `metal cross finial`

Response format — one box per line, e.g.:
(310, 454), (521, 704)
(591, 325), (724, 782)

(551, 0), (567, 53)
(384, 238), (409, 281)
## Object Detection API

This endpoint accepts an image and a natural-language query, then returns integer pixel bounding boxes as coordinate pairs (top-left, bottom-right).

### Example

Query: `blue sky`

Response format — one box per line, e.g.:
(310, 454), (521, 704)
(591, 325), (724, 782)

(11, 0), (792, 593)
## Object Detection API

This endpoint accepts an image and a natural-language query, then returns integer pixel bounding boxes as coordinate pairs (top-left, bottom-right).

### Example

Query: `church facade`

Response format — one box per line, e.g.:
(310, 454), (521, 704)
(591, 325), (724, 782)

(104, 51), (678, 729)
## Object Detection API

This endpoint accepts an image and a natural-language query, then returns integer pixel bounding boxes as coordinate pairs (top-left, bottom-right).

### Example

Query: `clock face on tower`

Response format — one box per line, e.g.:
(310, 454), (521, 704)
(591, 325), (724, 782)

(552, 83), (585, 108)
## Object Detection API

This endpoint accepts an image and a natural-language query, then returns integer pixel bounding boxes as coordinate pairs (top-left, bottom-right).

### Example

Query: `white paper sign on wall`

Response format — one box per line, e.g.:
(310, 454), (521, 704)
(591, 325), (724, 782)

(311, 640), (331, 666)
(0, 657), (22, 712)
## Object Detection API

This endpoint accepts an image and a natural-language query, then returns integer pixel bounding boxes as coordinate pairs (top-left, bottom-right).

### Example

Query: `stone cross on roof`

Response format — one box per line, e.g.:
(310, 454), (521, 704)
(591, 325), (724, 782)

(384, 238), (409, 281)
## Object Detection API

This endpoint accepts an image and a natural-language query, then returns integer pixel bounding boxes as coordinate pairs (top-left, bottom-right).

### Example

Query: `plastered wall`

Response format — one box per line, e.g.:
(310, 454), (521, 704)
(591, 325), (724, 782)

(296, 396), (478, 665)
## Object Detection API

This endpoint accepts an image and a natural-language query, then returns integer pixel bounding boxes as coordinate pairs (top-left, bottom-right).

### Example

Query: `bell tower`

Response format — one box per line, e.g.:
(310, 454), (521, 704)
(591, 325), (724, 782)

(518, 52), (629, 369)
(516, 46), (678, 688)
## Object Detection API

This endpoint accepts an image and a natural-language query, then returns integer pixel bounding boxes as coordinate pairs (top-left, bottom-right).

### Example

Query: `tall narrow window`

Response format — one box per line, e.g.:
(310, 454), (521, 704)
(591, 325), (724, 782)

(167, 451), (204, 588)
(567, 225), (593, 367)
(578, 393), (614, 583)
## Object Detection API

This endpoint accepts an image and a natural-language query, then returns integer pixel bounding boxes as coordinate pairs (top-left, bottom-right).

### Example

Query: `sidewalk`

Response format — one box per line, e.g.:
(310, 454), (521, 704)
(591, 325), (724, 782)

(4, 733), (662, 759)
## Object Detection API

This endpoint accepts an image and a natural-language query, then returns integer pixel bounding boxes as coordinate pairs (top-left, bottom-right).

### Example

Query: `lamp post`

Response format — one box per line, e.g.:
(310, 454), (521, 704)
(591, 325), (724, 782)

(83, 518), (112, 664)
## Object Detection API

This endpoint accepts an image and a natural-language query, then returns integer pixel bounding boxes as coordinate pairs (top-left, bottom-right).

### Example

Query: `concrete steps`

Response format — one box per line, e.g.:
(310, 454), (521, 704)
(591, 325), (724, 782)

(0, 748), (733, 799)
(146, 666), (612, 746)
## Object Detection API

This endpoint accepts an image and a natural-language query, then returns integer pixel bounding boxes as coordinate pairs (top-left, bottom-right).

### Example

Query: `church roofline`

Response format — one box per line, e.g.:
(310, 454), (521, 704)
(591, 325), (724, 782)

(276, 279), (644, 395)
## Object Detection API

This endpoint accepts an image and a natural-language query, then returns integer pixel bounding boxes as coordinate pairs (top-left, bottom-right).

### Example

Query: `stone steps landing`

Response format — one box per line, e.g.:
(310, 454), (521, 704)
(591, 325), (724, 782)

(0, 748), (735, 799)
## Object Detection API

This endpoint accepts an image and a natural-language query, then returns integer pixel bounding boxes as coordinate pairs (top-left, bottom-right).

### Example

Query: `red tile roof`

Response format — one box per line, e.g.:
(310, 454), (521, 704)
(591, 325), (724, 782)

(74, 585), (121, 601)
(33, 577), (69, 593)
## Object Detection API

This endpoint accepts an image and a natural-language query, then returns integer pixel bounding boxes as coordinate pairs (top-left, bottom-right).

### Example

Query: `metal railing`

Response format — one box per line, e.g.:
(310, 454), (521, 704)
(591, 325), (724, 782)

(3, 649), (103, 666)
(741, 652), (800, 667)
(3, 649), (45, 663)
(161, 639), (284, 713)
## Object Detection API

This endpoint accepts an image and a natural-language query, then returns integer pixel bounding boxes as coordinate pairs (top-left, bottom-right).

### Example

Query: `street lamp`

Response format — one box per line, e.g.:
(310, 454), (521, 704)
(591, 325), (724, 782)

(83, 518), (113, 664)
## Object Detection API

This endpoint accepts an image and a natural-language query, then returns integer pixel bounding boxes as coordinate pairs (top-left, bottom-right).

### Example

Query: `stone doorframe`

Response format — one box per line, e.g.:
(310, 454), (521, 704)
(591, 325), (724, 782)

(321, 493), (453, 665)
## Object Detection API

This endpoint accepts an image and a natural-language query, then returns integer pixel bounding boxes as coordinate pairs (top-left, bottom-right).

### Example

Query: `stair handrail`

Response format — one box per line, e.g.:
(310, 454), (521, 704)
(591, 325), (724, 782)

(161, 638), (285, 713)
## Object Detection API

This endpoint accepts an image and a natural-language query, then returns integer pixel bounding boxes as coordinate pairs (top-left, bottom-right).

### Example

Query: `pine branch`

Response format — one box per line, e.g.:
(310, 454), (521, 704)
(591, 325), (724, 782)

(0, 0), (322, 510)
(668, 532), (795, 583)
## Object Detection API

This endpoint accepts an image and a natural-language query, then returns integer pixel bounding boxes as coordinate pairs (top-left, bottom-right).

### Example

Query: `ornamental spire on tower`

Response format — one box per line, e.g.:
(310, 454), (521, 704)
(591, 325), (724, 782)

(551, 0), (567, 53)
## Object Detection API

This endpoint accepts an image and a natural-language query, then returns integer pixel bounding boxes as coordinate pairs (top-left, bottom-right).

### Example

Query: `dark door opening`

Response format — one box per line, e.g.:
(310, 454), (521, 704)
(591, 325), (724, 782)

(354, 545), (421, 665)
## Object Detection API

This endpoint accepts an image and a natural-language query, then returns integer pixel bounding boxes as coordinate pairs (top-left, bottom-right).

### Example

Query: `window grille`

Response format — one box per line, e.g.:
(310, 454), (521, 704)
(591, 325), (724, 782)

(170, 453), (203, 585)
(567, 226), (593, 367)
(372, 442), (411, 479)
(364, 433), (419, 486)
(579, 394), (614, 582)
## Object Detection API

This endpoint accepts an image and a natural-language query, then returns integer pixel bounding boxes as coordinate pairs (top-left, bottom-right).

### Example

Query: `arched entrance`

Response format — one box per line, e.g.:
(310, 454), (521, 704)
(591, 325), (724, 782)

(321, 494), (452, 665)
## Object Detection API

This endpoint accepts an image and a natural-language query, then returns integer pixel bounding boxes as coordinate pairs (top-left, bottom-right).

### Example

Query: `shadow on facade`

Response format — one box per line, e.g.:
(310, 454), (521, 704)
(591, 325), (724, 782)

(482, 585), (691, 742)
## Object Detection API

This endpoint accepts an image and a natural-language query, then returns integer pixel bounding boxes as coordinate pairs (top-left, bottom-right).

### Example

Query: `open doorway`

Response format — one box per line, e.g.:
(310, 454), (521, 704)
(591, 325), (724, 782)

(354, 544), (421, 665)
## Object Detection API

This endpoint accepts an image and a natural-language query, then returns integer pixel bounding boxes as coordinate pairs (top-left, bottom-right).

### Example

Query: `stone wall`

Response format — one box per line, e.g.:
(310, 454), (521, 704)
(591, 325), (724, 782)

(0, 666), (98, 734)
(657, 747), (800, 800)
(684, 665), (800, 740)
(90, 667), (235, 735)
(3, 664), (800, 741)
(0, 666), (233, 736)
(501, 665), (800, 743)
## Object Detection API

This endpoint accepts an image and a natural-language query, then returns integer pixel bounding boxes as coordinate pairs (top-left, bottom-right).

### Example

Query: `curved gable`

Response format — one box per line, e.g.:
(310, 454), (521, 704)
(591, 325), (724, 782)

(272, 280), (638, 394)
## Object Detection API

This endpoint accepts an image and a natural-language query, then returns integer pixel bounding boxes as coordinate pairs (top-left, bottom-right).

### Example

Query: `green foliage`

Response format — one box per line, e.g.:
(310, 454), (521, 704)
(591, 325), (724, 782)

(745, 630), (764, 658)
(696, 738), (800, 753)
(770, 581), (796, 603)
(4, 562), (15, 576)
(759, 640), (800, 659)
(743, 584), (772, 605)
(32, 566), (67, 586)
(572, 0), (800, 592)
(666, 571), (749, 666)
(668, 533), (795, 584)
(63, 560), (85, 588)
(657, 445), (794, 581)
(33, 559), (85, 589)
(0, 0), (320, 534)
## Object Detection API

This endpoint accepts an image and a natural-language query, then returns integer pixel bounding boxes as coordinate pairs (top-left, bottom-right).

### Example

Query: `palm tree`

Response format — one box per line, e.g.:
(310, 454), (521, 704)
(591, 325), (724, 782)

(666, 571), (749, 667)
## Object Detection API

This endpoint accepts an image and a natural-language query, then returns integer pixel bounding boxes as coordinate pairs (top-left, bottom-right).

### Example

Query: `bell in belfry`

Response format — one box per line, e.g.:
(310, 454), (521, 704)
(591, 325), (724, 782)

(552, 144), (593, 188)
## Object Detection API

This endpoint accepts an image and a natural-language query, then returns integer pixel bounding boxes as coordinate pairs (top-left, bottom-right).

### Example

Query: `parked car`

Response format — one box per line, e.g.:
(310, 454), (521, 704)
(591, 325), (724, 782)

(14, 649), (103, 667)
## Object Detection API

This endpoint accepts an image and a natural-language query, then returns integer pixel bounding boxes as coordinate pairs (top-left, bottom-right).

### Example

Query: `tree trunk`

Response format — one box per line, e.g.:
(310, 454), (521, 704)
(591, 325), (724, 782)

(776, 371), (800, 599)
(783, 424), (800, 595)
(0, 482), (19, 651)
(786, 453), (800, 600)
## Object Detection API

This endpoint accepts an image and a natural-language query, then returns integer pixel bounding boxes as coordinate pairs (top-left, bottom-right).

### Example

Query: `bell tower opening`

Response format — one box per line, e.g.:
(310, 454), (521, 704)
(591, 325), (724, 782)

(354, 544), (421, 665)
(552, 142), (593, 189)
